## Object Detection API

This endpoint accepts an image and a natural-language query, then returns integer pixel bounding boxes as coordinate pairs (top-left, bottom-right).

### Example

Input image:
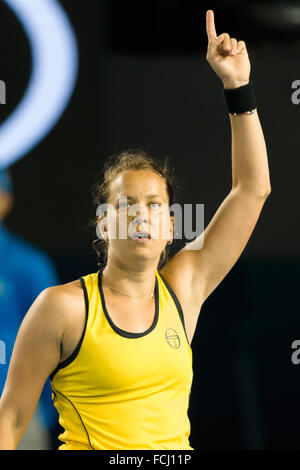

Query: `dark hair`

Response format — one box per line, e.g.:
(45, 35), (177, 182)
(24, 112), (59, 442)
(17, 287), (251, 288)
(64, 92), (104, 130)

(87, 148), (181, 270)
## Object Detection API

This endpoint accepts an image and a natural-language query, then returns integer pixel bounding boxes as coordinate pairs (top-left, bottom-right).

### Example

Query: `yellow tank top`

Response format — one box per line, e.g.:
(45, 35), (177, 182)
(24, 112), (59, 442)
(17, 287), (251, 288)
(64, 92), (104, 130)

(50, 267), (194, 450)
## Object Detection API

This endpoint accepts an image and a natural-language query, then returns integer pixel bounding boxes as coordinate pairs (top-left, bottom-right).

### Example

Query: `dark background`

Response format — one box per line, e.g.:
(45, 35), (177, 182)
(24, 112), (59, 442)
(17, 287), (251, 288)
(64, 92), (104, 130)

(1, 0), (300, 449)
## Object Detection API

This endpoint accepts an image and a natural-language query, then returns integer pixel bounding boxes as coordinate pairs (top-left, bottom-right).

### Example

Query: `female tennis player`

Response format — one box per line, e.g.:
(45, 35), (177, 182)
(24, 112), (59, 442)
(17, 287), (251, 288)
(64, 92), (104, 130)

(0, 10), (271, 450)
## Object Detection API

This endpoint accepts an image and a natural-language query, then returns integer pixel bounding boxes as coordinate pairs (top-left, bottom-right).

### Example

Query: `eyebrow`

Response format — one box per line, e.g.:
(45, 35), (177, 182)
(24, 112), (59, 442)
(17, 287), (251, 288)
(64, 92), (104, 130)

(117, 194), (163, 201)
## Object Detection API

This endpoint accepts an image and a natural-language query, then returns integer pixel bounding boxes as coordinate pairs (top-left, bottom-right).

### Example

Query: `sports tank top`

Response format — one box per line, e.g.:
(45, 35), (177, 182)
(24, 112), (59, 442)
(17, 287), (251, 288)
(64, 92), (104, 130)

(50, 267), (194, 450)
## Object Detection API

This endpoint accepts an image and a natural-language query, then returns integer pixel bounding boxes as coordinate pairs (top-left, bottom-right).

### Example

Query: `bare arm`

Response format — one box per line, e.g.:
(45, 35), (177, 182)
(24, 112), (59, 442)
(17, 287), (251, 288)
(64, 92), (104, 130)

(161, 11), (271, 314)
(0, 287), (66, 449)
(181, 97), (271, 303)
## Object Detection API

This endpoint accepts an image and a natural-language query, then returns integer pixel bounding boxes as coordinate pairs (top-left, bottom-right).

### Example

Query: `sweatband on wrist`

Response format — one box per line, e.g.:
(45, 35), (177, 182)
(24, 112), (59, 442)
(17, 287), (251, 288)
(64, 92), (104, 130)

(222, 80), (258, 114)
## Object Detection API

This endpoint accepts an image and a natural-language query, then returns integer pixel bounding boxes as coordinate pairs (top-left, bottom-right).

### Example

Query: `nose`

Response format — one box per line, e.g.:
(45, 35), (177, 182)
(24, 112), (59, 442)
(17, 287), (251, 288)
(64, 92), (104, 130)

(131, 203), (148, 222)
(132, 215), (148, 225)
(130, 203), (150, 233)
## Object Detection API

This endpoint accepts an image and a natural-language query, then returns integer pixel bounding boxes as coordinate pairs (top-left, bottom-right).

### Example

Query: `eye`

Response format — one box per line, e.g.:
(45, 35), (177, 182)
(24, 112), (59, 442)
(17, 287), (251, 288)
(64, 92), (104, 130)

(150, 202), (161, 208)
(118, 202), (130, 208)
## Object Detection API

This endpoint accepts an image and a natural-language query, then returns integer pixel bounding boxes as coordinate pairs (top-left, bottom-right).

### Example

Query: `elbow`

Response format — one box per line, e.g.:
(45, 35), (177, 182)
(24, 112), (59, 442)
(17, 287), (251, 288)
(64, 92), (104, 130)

(234, 184), (271, 199)
(254, 187), (272, 199)
(262, 185), (271, 198)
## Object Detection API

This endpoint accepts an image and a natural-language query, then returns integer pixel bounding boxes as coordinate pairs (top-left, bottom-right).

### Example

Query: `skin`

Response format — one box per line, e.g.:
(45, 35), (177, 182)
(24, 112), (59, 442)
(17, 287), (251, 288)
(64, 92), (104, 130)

(99, 169), (174, 299)
(0, 9), (271, 449)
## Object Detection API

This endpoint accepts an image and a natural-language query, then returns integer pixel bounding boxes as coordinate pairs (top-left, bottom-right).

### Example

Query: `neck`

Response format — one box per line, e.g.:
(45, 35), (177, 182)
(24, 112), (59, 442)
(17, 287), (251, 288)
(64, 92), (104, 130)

(102, 261), (157, 299)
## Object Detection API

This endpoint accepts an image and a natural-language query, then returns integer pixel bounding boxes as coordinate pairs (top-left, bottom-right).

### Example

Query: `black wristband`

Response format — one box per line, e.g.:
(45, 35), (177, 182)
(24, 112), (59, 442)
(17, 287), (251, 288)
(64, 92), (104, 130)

(222, 80), (258, 114)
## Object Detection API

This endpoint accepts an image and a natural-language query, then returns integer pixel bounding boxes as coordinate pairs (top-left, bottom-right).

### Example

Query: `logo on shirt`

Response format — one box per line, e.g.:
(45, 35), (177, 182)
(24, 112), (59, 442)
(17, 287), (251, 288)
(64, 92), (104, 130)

(165, 328), (180, 349)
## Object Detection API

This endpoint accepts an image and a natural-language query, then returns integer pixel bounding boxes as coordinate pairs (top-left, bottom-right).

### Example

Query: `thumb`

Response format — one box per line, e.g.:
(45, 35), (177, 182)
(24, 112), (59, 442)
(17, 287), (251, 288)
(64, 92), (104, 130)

(207, 33), (225, 58)
(216, 33), (226, 46)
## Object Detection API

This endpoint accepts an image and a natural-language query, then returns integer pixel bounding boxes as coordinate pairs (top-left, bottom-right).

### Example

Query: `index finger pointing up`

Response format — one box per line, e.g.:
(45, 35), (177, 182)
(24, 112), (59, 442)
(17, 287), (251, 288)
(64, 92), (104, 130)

(206, 10), (217, 41)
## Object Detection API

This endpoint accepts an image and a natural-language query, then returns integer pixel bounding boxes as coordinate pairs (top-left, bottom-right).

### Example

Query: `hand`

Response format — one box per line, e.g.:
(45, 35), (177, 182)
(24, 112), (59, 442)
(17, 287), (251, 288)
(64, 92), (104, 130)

(205, 10), (251, 89)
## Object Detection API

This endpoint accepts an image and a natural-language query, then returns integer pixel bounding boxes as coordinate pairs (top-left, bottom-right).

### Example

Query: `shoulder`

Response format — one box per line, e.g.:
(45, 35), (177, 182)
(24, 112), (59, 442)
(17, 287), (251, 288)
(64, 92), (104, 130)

(33, 279), (85, 334)
(42, 278), (83, 303)
(159, 249), (195, 293)
(45, 278), (85, 310)
(159, 249), (205, 315)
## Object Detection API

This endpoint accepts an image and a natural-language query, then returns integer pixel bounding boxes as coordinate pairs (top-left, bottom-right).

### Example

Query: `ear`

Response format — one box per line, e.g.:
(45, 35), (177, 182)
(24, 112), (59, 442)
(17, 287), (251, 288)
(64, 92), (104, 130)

(169, 214), (175, 240)
(97, 214), (108, 241)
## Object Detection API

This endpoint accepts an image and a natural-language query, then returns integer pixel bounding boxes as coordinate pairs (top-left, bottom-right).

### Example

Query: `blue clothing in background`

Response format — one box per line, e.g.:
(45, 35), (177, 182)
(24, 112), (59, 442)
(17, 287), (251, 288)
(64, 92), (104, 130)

(0, 224), (59, 429)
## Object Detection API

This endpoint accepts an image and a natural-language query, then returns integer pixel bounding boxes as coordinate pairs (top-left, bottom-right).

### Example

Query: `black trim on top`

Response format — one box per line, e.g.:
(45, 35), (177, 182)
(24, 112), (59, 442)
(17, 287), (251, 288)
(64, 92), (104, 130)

(54, 388), (94, 450)
(50, 277), (89, 381)
(98, 267), (159, 339)
(157, 271), (190, 346)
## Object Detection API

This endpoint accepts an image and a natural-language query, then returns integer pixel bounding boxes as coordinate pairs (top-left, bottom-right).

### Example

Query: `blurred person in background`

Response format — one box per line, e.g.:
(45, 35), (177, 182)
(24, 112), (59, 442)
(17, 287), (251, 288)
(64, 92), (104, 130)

(0, 169), (59, 449)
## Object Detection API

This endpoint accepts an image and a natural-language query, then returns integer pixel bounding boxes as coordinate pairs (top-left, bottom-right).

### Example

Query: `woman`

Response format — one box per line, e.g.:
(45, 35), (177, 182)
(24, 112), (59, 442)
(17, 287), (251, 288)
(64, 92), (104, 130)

(0, 10), (271, 450)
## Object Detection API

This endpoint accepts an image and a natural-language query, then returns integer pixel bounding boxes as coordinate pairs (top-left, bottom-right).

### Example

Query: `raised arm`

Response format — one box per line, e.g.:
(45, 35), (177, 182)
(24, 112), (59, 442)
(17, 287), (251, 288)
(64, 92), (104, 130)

(0, 288), (65, 449)
(161, 10), (271, 313)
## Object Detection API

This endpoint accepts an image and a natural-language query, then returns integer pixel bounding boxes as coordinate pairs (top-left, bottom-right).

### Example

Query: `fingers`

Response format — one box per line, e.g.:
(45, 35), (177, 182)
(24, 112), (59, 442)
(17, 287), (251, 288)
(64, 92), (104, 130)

(219, 33), (231, 52)
(206, 10), (247, 56)
(206, 10), (217, 41)
(236, 40), (247, 54)
(229, 39), (247, 55)
(229, 38), (238, 55)
(216, 34), (246, 55)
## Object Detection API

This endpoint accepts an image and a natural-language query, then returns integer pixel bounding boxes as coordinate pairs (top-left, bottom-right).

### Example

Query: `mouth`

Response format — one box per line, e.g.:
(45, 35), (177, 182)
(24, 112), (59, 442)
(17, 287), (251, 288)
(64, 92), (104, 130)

(129, 231), (151, 240)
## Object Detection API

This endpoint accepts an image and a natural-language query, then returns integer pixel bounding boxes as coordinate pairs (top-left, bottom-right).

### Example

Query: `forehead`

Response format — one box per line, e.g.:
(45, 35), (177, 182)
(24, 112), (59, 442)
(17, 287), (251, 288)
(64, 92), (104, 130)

(109, 170), (168, 200)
